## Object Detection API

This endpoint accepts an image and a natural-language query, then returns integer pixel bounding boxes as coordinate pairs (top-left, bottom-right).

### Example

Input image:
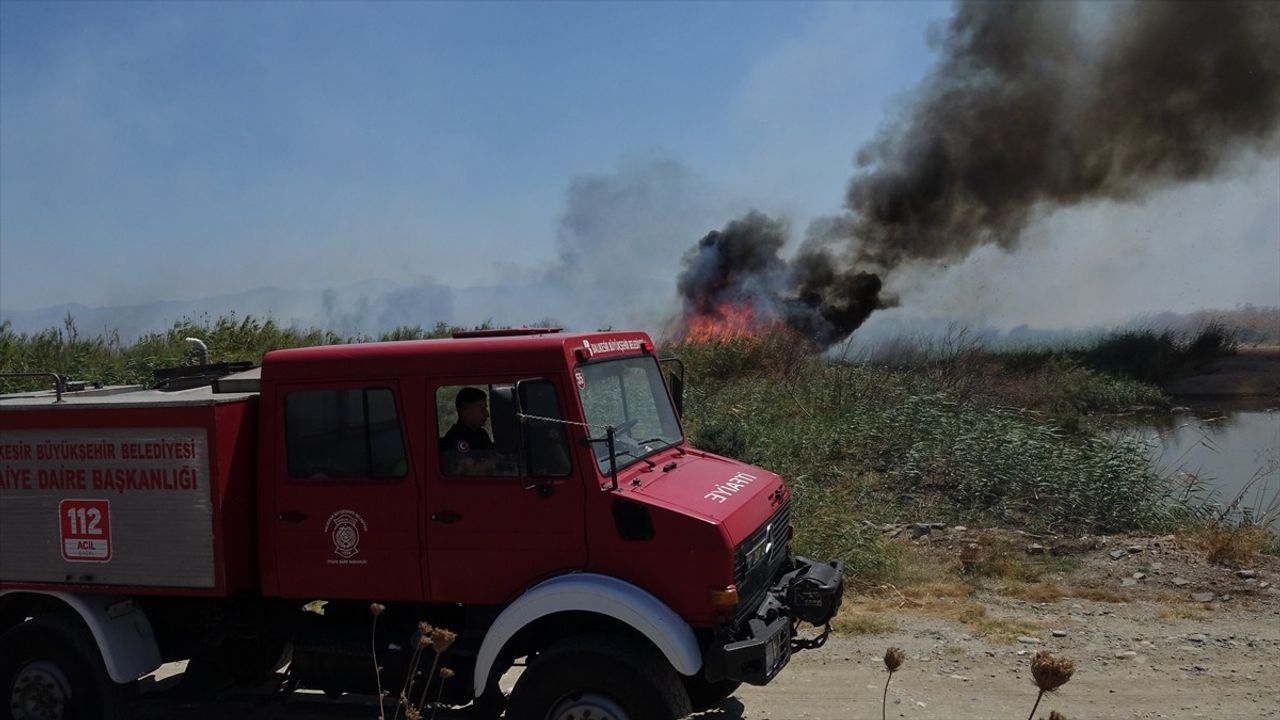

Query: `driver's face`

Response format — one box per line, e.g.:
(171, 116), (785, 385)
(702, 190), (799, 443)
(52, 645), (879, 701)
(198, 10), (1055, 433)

(460, 400), (489, 430)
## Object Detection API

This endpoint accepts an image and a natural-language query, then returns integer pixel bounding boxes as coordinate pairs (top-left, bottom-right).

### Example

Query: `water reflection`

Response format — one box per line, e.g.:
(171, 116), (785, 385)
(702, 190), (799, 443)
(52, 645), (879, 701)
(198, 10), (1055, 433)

(1115, 400), (1279, 525)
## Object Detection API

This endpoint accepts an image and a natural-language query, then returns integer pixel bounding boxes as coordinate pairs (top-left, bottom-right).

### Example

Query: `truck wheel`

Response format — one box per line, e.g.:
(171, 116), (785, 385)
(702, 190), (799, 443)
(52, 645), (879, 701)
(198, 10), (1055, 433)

(505, 635), (692, 720)
(0, 615), (126, 720)
(681, 676), (742, 711)
(469, 684), (507, 720)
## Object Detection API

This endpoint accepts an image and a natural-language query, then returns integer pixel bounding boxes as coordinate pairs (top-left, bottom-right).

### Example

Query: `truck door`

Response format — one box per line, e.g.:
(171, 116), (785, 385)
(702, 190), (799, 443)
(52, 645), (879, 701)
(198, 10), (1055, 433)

(271, 383), (425, 600)
(425, 379), (585, 602)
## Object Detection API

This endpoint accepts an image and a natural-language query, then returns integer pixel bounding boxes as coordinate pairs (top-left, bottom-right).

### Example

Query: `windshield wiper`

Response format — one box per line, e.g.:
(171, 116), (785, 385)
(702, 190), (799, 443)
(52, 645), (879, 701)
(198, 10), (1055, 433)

(635, 437), (677, 454)
(610, 447), (655, 469)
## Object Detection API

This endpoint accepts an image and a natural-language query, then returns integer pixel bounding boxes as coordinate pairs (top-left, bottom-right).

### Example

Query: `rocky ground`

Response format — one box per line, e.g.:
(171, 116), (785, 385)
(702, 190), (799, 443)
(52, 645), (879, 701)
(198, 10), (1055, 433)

(897, 522), (1278, 605)
(135, 530), (1279, 719)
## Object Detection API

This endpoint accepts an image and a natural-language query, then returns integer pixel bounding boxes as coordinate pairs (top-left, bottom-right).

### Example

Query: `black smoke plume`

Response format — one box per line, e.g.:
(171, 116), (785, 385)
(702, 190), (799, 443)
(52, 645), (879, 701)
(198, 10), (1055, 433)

(678, 0), (1280, 346)
(677, 212), (888, 346)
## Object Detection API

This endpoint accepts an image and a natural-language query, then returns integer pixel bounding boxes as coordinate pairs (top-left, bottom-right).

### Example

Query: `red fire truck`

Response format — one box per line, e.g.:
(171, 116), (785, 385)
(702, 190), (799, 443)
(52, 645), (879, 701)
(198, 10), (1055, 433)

(0, 329), (842, 720)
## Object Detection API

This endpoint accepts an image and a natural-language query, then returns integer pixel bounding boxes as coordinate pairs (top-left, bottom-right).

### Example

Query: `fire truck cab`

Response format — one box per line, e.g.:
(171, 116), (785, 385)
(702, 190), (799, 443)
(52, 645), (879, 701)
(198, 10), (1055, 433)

(1, 328), (842, 720)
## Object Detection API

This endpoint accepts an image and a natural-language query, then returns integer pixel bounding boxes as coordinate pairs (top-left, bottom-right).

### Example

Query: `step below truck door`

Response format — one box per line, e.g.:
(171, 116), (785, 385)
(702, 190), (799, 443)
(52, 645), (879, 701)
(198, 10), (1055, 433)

(269, 382), (424, 601)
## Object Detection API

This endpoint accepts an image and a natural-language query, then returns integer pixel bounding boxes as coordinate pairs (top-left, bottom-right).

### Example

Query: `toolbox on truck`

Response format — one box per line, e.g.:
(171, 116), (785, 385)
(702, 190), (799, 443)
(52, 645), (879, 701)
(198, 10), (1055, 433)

(0, 384), (259, 594)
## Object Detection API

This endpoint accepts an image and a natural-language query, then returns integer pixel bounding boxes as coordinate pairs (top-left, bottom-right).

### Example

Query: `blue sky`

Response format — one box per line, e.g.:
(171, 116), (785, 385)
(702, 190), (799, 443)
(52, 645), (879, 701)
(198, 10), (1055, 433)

(1, 2), (944, 308)
(1, 1), (1276, 330)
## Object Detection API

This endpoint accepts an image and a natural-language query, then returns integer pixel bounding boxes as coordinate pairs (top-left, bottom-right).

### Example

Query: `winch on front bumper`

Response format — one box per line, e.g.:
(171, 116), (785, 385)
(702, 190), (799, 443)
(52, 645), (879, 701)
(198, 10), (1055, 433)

(703, 555), (844, 686)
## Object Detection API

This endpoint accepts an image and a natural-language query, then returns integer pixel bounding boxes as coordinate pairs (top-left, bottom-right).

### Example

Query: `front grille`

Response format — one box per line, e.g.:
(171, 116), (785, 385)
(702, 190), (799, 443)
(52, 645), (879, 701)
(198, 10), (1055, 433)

(733, 500), (790, 621)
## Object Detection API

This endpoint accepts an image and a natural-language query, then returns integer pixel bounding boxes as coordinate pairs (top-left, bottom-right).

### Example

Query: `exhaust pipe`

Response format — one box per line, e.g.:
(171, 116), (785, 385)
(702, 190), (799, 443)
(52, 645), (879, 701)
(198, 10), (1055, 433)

(184, 337), (209, 366)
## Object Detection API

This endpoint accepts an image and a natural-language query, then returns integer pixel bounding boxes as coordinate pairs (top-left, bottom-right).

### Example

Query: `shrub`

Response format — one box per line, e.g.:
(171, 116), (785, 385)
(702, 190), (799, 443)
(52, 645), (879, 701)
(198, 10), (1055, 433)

(691, 420), (748, 459)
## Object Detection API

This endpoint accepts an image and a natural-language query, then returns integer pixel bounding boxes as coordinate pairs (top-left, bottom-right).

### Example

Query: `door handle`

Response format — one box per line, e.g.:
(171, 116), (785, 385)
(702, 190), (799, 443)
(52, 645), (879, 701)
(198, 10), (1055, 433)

(278, 509), (308, 523)
(430, 510), (462, 524)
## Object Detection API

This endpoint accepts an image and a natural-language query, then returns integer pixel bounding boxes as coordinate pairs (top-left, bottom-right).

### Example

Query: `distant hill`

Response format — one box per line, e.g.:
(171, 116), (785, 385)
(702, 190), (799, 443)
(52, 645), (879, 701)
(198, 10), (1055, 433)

(1, 279), (568, 341)
(4, 281), (1274, 348)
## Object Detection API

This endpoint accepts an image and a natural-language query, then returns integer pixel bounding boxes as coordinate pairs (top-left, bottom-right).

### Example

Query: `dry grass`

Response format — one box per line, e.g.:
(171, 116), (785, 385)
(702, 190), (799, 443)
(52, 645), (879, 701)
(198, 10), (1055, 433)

(846, 583), (973, 616)
(960, 536), (1080, 583)
(831, 604), (898, 636)
(997, 582), (1135, 604)
(885, 546), (967, 588)
(896, 581), (974, 600)
(999, 582), (1067, 603)
(1066, 587), (1133, 603)
(1157, 604), (1211, 621)
(852, 571), (1053, 643)
(1153, 590), (1222, 614)
(907, 598), (1044, 643)
(1185, 525), (1270, 567)
(957, 604), (1043, 643)
(852, 543), (977, 605)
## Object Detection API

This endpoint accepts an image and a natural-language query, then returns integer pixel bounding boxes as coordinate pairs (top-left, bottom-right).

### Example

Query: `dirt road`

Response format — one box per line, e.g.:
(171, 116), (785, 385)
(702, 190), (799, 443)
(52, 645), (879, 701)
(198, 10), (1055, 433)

(136, 587), (1279, 720)
(727, 593), (1280, 720)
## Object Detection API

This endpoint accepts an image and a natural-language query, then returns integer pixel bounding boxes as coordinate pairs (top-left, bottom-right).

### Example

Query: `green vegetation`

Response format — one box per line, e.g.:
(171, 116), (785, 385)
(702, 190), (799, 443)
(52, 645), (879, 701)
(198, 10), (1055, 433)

(998, 322), (1239, 386)
(2, 315), (1242, 584)
(673, 327), (1241, 581)
(0, 315), (485, 393)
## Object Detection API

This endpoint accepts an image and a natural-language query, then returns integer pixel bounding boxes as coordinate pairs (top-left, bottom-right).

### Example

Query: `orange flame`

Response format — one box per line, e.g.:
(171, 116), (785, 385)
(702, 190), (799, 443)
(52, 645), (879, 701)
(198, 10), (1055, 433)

(683, 303), (777, 343)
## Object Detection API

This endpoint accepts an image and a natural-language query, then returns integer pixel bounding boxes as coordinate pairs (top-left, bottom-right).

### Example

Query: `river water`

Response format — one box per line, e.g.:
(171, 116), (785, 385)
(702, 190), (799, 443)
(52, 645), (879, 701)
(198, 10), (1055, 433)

(1118, 399), (1280, 525)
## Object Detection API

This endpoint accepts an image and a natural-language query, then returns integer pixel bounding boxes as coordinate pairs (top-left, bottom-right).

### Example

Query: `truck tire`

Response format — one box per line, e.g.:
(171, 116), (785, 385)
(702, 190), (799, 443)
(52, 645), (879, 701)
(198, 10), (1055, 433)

(469, 682), (508, 720)
(0, 614), (127, 720)
(505, 635), (692, 720)
(681, 676), (742, 711)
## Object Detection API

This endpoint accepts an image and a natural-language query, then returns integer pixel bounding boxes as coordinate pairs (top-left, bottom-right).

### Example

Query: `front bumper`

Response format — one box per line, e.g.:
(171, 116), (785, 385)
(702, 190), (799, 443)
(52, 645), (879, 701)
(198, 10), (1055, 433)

(704, 555), (844, 686)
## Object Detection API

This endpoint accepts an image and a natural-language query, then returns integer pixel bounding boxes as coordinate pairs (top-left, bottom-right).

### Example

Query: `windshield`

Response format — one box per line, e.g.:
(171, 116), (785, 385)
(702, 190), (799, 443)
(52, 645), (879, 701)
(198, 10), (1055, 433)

(576, 355), (683, 474)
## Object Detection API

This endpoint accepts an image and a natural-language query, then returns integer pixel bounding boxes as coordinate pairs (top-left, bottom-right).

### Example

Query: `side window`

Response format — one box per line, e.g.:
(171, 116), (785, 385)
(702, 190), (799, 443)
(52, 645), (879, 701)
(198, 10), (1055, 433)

(436, 384), (520, 477)
(286, 388), (407, 479)
(518, 380), (572, 478)
(435, 382), (572, 478)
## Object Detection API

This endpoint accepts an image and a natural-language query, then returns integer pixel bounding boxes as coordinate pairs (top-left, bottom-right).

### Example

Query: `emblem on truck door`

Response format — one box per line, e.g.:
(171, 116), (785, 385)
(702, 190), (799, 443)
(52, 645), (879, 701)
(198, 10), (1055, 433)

(324, 509), (368, 563)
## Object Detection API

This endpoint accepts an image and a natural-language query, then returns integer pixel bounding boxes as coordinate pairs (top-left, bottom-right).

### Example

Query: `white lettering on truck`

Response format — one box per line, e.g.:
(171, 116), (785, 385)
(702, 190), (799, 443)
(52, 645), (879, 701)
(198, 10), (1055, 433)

(703, 471), (759, 504)
(0, 428), (215, 588)
(583, 338), (643, 356)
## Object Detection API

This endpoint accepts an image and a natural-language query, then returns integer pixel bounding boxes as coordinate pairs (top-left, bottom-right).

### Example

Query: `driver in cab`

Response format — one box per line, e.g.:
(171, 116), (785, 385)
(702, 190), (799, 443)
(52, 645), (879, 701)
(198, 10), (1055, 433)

(440, 387), (496, 474)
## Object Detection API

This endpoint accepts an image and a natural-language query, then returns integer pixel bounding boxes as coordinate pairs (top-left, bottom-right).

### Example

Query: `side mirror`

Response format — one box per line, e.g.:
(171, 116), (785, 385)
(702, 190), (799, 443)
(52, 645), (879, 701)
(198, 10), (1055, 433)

(660, 357), (685, 418)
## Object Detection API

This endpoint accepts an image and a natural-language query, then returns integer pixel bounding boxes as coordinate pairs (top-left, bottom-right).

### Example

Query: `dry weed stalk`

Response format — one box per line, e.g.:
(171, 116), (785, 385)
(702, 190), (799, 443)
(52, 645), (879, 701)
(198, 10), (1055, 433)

(430, 668), (455, 720)
(367, 613), (458, 720)
(1027, 650), (1075, 720)
(881, 646), (905, 720)
(879, 583), (924, 609)
(369, 603), (387, 720)
(415, 628), (457, 713)
(393, 623), (434, 720)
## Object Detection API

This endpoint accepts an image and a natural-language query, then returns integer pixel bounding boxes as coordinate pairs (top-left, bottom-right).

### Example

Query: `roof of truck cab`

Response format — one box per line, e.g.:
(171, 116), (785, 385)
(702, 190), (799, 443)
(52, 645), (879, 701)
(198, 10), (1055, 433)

(0, 331), (654, 408)
(0, 383), (257, 409)
(261, 330), (652, 382)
